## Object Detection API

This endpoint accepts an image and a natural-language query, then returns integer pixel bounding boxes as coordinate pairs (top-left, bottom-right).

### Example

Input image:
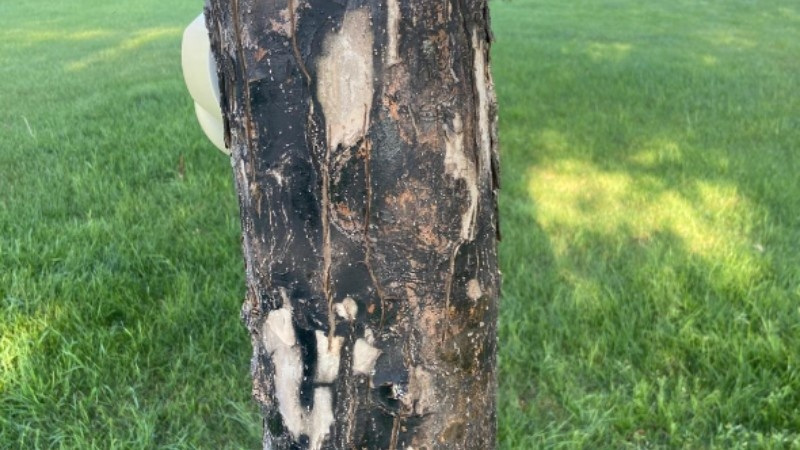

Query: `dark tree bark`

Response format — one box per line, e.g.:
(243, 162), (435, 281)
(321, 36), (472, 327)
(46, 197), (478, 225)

(205, 1), (499, 448)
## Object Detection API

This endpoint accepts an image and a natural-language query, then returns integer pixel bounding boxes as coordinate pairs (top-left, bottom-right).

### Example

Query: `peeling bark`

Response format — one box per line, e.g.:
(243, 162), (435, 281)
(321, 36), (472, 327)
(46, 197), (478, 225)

(205, 1), (500, 448)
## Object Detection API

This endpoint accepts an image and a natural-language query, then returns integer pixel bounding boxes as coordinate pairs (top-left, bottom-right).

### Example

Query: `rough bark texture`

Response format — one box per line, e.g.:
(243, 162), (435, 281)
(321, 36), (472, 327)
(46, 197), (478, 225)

(205, 1), (500, 448)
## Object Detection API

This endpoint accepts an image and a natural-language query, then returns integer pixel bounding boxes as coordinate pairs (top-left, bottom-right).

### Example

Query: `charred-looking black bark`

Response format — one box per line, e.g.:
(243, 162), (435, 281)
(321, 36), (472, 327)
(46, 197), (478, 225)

(205, 0), (500, 448)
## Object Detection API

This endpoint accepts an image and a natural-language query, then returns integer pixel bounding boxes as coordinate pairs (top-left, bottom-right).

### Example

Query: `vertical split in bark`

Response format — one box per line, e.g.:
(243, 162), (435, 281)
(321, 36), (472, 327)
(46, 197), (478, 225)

(206, 1), (500, 448)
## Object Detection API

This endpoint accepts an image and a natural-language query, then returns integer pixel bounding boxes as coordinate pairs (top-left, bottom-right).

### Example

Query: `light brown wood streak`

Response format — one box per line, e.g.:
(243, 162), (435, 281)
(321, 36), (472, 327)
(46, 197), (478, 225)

(324, 124), (334, 344)
(288, 0), (311, 85)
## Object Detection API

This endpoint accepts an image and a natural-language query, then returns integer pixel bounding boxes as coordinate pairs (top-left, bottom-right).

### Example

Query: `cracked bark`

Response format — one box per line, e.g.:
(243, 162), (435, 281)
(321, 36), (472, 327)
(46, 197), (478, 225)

(205, 1), (500, 448)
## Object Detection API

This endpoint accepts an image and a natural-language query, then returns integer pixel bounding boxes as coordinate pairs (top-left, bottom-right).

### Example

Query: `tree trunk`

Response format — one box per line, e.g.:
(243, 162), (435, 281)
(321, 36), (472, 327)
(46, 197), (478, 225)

(205, 0), (499, 448)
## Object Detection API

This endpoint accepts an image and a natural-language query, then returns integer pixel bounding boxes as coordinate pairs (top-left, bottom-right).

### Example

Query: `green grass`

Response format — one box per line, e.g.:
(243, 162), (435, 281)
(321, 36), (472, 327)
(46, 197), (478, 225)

(1, 0), (798, 448)
(0, 0), (260, 448)
(494, 0), (800, 447)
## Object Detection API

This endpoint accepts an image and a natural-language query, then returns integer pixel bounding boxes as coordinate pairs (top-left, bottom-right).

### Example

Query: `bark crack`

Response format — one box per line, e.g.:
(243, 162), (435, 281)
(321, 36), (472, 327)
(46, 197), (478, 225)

(288, 0), (312, 85)
(357, 106), (395, 333)
(324, 125), (335, 344)
(442, 241), (462, 342)
(231, 0), (257, 173)
(363, 125), (389, 332)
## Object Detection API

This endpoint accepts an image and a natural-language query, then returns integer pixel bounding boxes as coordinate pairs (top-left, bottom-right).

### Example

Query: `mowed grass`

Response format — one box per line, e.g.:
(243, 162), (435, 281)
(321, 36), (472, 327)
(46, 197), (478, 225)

(0, 0), (798, 448)
(0, 0), (260, 448)
(493, 0), (800, 448)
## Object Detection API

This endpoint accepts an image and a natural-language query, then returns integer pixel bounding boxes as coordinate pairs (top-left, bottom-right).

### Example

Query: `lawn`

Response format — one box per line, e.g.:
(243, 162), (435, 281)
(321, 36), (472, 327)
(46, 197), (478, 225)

(1, 0), (798, 448)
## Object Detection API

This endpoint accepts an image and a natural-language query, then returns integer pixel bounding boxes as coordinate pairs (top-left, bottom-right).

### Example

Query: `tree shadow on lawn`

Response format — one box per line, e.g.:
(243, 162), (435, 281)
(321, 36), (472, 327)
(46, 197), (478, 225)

(493, 1), (800, 447)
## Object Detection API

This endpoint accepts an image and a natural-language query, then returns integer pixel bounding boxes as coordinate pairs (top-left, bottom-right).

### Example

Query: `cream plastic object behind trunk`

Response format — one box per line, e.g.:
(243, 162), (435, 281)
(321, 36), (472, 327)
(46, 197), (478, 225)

(181, 14), (227, 154)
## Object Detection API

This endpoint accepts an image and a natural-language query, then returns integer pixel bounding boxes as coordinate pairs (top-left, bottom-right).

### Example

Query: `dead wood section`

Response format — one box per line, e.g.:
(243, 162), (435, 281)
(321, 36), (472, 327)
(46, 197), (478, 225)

(205, 1), (500, 448)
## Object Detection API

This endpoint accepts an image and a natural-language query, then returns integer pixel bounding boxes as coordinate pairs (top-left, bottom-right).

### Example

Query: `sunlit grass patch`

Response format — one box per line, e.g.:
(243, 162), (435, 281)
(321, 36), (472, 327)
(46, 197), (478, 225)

(0, 306), (50, 392)
(584, 42), (632, 63)
(66, 27), (183, 71)
(0, 28), (113, 45)
(528, 157), (758, 260)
